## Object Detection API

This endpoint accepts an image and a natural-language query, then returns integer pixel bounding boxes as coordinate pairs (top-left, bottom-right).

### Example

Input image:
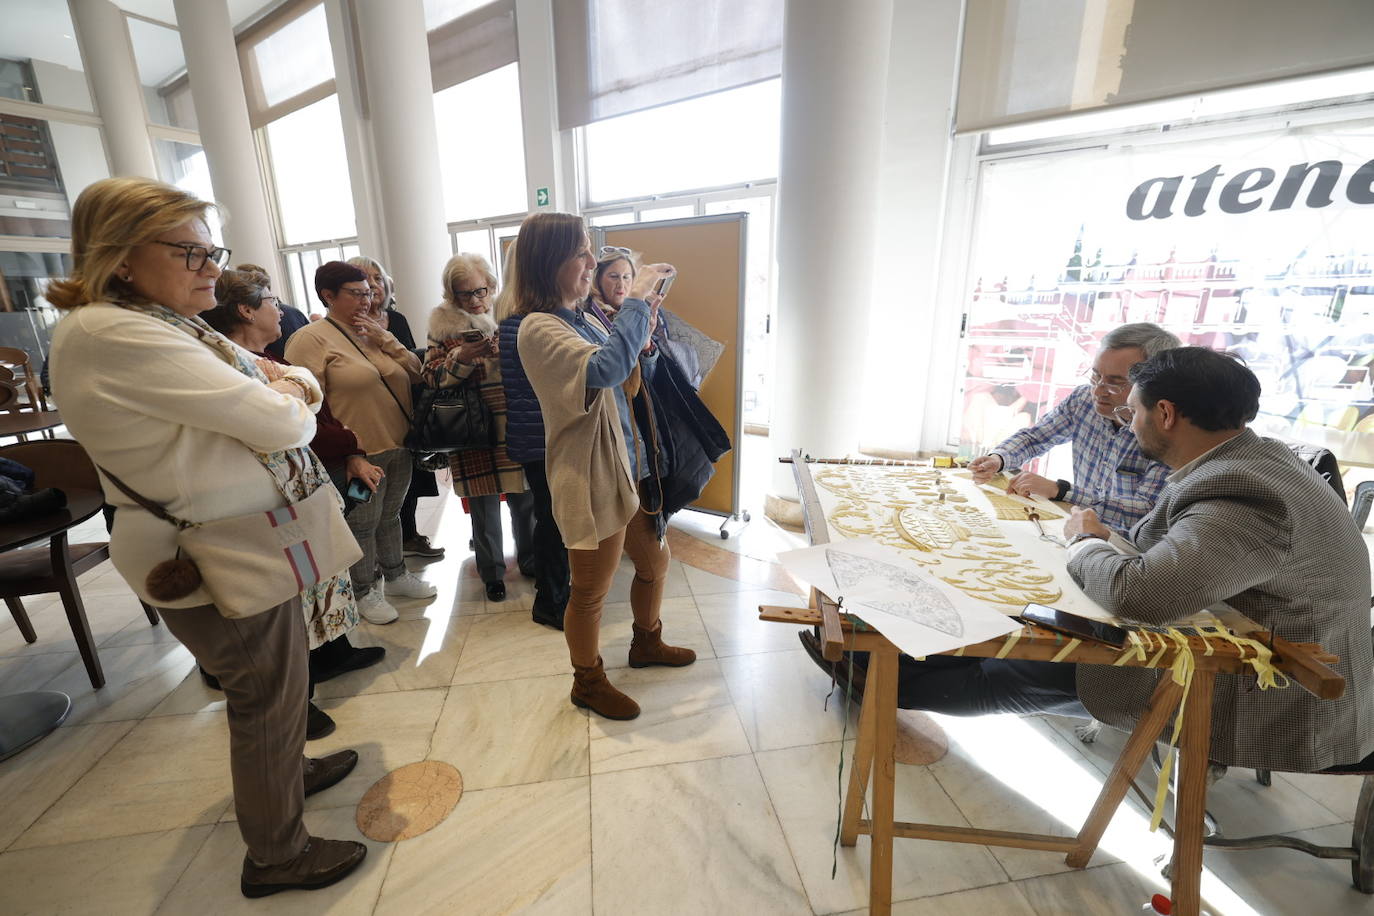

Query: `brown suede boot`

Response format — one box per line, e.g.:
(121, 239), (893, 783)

(628, 620), (697, 668)
(571, 657), (640, 720)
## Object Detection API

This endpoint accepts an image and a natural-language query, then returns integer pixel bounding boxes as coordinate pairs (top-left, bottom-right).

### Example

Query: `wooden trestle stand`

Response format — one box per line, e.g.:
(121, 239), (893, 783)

(761, 451), (1346, 916)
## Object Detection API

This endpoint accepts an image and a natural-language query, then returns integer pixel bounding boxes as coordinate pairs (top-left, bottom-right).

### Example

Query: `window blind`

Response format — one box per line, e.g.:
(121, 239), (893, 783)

(554, 0), (783, 129)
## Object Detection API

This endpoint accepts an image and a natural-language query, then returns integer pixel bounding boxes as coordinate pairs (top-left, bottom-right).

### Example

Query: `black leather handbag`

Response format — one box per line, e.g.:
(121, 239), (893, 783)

(406, 383), (494, 454)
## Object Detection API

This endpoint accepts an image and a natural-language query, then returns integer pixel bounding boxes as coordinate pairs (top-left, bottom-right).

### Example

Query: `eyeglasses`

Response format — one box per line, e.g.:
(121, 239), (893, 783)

(259, 295), (279, 308)
(153, 241), (231, 271)
(455, 287), (489, 301)
(338, 286), (373, 300)
(1112, 405), (1136, 424)
(1086, 369), (1130, 395)
(599, 246), (632, 259)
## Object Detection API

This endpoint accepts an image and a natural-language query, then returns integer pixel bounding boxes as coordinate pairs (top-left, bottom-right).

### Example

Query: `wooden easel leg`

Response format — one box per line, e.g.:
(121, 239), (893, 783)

(1171, 670), (1216, 916)
(867, 647), (899, 916)
(1067, 675), (1184, 868)
(840, 657), (878, 847)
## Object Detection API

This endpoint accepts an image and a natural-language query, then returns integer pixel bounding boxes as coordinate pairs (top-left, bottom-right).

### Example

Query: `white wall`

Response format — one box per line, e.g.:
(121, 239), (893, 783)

(28, 58), (109, 206)
(861, 0), (965, 454)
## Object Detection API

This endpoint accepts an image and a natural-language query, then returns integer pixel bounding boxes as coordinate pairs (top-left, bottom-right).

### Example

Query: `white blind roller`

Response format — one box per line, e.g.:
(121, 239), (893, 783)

(238, 1), (336, 128)
(957, 0), (1374, 134)
(428, 0), (517, 93)
(554, 0), (783, 129)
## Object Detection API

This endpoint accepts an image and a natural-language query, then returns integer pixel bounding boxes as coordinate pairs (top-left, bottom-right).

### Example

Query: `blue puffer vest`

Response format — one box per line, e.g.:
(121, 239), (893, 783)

(499, 314), (547, 464)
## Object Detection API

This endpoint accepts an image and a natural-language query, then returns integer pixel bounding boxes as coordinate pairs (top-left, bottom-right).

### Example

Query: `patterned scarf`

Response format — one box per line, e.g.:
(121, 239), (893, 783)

(121, 304), (357, 645)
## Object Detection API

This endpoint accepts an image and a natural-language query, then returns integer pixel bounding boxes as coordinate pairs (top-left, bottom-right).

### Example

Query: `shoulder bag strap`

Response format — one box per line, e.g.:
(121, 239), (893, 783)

(324, 317), (412, 425)
(97, 465), (196, 530)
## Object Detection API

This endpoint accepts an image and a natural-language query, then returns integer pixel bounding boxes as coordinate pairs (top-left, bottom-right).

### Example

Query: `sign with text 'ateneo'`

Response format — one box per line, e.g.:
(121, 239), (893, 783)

(961, 124), (1374, 465)
(1128, 158), (1374, 220)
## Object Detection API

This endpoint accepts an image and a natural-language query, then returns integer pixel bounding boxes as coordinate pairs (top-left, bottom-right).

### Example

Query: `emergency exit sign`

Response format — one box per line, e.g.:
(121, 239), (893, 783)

(536, 187), (550, 206)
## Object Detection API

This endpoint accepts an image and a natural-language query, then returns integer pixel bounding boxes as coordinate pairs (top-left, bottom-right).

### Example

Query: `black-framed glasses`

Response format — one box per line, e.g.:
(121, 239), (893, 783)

(153, 241), (231, 271)
(258, 295), (280, 308)
(338, 286), (373, 300)
(599, 246), (631, 259)
(1086, 369), (1129, 395)
(1112, 405), (1136, 424)
(455, 286), (489, 301)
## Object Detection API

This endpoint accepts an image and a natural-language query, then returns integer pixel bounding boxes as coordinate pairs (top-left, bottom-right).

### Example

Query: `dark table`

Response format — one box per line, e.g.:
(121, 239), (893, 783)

(0, 486), (104, 761)
(0, 409), (63, 439)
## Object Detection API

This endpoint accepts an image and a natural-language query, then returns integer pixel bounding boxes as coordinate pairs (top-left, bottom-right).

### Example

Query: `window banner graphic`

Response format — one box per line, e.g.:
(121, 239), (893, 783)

(961, 125), (1374, 466)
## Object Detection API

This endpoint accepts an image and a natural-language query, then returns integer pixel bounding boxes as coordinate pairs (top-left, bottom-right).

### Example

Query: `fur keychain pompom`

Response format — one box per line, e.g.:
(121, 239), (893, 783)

(146, 557), (202, 602)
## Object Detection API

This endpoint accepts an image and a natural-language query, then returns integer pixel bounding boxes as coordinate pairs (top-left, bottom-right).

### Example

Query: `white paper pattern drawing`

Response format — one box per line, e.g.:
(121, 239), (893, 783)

(826, 549), (964, 637)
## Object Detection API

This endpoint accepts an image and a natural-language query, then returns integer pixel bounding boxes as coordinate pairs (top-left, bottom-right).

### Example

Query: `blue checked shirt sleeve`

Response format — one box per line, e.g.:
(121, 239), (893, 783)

(1066, 456), (1170, 532)
(991, 386), (1091, 470)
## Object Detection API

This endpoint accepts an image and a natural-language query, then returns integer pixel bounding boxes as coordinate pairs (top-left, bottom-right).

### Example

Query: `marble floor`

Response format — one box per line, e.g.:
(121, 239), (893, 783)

(1, 437), (1372, 914)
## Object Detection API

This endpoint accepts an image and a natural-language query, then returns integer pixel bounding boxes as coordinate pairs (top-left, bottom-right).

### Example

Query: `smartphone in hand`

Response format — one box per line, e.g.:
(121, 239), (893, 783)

(345, 478), (375, 504)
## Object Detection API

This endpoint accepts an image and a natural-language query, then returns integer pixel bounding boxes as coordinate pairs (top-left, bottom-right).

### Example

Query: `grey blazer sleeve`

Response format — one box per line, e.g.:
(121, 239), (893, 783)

(1066, 489), (1291, 626)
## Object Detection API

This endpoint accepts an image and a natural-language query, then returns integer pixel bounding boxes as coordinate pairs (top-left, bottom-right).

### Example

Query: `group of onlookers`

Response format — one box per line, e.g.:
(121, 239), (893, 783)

(44, 176), (719, 897)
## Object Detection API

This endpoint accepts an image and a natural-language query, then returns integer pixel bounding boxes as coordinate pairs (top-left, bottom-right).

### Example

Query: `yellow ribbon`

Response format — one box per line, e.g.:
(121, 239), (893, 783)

(1149, 628), (1198, 832)
(1051, 637), (1082, 664)
(995, 627), (1024, 659)
(1114, 630), (1148, 666)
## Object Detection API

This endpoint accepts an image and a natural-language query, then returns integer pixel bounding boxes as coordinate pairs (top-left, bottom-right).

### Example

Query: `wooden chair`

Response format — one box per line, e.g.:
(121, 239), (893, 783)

(0, 439), (160, 689)
(0, 347), (49, 413)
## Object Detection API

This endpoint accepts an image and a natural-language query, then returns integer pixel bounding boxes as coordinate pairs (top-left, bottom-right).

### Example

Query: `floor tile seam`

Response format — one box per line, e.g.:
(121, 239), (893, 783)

(6, 811), (230, 854)
(0, 644), (85, 659)
(922, 759), (1019, 885)
(0, 718), (139, 854)
(587, 748), (758, 781)
(741, 749), (811, 910)
(149, 820), (221, 915)
(884, 876), (1034, 911)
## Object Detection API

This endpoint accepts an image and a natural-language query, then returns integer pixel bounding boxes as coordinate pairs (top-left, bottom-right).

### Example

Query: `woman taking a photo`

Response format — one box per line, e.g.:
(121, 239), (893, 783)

(514, 212), (694, 721)
(286, 262), (436, 625)
(424, 253), (535, 601)
(48, 177), (366, 896)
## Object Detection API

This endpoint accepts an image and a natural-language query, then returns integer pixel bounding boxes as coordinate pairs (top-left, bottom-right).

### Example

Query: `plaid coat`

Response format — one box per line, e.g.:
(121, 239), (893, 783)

(1068, 430), (1374, 772)
(424, 304), (526, 498)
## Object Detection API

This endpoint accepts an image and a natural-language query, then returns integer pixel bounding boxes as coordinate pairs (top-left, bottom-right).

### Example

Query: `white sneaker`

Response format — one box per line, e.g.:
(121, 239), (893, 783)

(358, 589), (399, 624)
(384, 571), (438, 600)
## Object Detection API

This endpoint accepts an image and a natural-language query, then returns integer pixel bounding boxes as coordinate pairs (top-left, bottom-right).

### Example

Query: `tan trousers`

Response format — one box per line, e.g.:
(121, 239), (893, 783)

(158, 597), (310, 865)
(565, 508), (669, 668)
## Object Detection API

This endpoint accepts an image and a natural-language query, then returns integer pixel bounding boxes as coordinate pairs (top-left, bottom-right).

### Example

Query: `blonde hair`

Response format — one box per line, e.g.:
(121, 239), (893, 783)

(493, 244), (519, 323)
(441, 253), (497, 308)
(46, 177), (217, 310)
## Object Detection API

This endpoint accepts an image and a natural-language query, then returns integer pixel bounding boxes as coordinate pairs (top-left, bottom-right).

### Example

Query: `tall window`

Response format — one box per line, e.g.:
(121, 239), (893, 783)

(264, 94), (356, 244)
(434, 63), (528, 222)
(955, 121), (1374, 476)
(583, 79), (781, 203)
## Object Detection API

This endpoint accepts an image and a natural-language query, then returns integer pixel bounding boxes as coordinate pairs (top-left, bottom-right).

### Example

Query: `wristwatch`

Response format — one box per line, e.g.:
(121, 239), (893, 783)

(1067, 532), (1104, 546)
(1054, 479), (1072, 502)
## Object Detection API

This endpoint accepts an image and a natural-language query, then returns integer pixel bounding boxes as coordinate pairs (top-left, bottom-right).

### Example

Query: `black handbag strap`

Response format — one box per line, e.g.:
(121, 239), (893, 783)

(97, 465), (196, 530)
(325, 317), (413, 426)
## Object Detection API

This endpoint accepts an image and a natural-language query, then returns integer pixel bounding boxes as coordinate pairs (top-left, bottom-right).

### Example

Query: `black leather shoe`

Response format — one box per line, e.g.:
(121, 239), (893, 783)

(311, 646), (387, 685)
(303, 749), (358, 798)
(531, 610), (564, 631)
(241, 836), (367, 898)
(306, 702), (335, 741)
(199, 665), (221, 691)
(485, 580), (506, 601)
(798, 630), (867, 705)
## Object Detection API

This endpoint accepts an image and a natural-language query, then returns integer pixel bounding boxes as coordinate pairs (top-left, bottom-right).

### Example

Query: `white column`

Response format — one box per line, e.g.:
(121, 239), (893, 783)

(172, 0), (280, 275)
(324, 0), (384, 261)
(768, 0), (894, 498)
(515, 0), (567, 212)
(68, 0), (156, 177)
(351, 0), (451, 330)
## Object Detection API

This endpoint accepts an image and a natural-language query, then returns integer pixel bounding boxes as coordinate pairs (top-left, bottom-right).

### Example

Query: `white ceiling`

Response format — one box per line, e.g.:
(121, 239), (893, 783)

(0, 0), (281, 87)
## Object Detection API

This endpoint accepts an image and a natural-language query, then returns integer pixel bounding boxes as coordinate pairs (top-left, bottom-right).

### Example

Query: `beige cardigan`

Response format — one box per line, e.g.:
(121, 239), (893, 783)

(517, 311), (638, 550)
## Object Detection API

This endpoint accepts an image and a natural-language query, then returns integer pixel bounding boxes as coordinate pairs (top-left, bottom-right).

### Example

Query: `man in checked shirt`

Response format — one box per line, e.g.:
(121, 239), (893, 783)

(969, 322), (1181, 533)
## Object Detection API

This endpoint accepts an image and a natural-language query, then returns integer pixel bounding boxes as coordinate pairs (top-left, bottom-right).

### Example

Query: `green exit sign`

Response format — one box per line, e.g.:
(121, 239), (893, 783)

(536, 187), (550, 207)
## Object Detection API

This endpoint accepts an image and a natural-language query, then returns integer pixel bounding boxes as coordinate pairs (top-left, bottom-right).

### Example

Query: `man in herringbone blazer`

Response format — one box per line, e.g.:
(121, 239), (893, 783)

(806, 347), (1373, 774)
(1065, 347), (1373, 771)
